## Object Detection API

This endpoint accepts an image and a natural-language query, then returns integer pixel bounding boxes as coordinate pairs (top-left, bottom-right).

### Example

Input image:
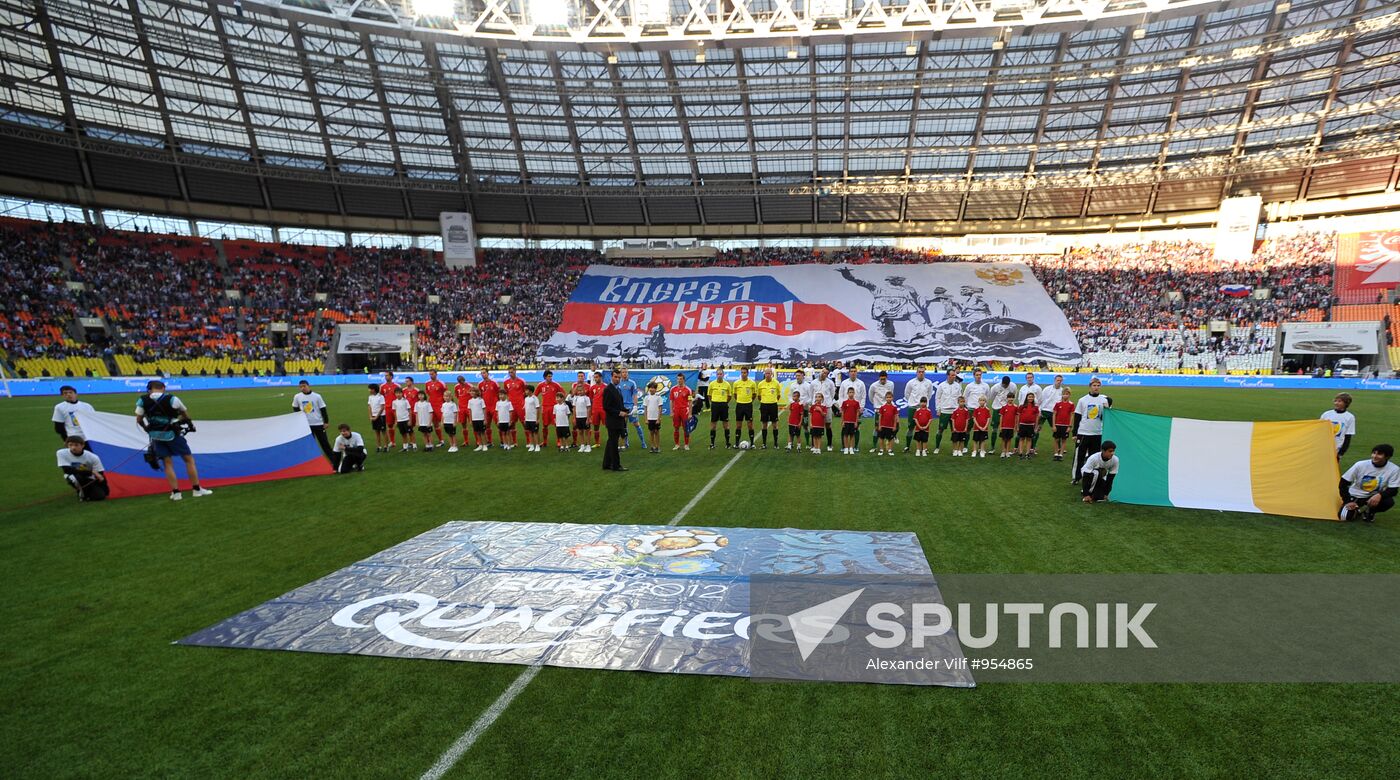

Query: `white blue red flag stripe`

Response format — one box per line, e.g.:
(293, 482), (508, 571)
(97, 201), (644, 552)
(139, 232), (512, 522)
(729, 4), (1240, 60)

(79, 410), (332, 498)
(540, 263), (1081, 365)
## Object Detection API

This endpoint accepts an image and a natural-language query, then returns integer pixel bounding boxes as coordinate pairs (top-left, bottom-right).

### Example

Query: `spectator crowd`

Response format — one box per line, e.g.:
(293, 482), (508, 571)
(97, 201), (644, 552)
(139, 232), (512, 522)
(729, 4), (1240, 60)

(0, 215), (1344, 376)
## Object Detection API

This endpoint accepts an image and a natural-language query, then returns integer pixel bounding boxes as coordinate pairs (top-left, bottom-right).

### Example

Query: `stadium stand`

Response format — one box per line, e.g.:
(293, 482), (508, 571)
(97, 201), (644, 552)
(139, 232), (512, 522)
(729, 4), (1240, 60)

(0, 217), (1348, 376)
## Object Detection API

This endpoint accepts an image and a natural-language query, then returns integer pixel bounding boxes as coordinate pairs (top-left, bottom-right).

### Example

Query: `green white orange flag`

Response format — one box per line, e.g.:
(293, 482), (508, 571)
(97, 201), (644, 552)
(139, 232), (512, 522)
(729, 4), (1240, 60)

(1101, 410), (1343, 521)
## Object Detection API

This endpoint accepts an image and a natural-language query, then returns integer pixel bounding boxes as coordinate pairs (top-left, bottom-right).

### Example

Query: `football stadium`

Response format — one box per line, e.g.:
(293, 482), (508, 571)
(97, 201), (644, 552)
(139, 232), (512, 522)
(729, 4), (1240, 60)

(5, 0), (1400, 776)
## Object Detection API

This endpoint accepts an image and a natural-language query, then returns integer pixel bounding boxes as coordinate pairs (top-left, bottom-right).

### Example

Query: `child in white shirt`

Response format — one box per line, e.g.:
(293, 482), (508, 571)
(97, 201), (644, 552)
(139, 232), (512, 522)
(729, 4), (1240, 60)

(467, 396), (488, 451)
(495, 398), (515, 450)
(440, 399), (460, 452)
(414, 398), (435, 451)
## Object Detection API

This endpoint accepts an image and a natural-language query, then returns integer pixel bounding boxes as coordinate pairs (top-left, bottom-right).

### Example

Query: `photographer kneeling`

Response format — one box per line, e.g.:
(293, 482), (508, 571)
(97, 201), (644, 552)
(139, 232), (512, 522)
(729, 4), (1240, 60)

(58, 435), (108, 501)
(135, 379), (212, 501)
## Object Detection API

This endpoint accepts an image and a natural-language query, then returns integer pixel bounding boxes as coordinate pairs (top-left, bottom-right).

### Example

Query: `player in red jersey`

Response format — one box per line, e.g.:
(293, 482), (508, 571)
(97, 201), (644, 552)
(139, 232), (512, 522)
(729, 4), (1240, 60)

(588, 371), (607, 446)
(477, 369), (499, 446)
(998, 400), (1019, 458)
(840, 387), (862, 455)
(569, 370), (590, 398)
(1016, 397), (1040, 459)
(971, 397), (992, 458)
(503, 367), (527, 417)
(453, 375), (475, 447)
(876, 392), (899, 456)
(669, 372), (694, 450)
(785, 391), (805, 452)
(949, 396), (970, 457)
(913, 397), (935, 457)
(424, 370), (447, 448)
(808, 394), (827, 454)
(536, 369), (564, 447)
(502, 366), (527, 444)
(1051, 388), (1074, 462)
(402, 377), (421, 406)
(379, 371), (401, 447)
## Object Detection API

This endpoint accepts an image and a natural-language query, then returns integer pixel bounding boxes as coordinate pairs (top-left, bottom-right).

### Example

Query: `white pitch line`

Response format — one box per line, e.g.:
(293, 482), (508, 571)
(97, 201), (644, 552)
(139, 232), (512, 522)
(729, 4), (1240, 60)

(668, 450), (744, 526)
(418, 450), (744, 780)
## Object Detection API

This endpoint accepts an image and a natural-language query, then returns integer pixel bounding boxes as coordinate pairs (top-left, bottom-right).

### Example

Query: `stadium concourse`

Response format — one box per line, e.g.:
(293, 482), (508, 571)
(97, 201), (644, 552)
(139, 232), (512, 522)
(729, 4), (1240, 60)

(0, 216), (1364, 380)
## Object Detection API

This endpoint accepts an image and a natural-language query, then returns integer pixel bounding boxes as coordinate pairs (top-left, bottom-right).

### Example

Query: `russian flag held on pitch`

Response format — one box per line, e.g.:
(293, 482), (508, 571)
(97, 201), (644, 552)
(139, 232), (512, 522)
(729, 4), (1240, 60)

(1102, 410), (1342, 521)
(79, 410), (332, 498)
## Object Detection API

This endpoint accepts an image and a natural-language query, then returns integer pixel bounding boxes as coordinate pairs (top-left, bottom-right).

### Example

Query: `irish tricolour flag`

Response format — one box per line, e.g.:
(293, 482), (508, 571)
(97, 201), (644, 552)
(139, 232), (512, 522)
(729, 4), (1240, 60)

(1103, 410), (1343, 521)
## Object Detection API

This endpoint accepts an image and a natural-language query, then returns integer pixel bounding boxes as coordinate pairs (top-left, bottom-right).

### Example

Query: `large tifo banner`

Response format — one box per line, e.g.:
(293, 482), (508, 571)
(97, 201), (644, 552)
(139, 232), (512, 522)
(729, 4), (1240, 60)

(1335, 231), (1400, 301)
(540, 263), (1082, 365)
(180, 521), (973, 687)
(80, 410), (332, 498)
(1102, 410), (1341, 521)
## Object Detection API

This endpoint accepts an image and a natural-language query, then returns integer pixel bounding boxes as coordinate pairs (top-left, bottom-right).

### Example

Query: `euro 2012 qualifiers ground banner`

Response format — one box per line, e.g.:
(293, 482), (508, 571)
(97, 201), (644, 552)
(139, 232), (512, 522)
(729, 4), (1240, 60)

(179, 521), (974, 687)
(540, 263), (1082, 365)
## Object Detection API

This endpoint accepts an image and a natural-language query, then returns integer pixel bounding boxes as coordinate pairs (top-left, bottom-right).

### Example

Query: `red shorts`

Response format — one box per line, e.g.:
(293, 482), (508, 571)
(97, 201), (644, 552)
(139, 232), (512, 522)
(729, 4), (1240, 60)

(591, 409), (606, 424)
(672, 414), (690, 425)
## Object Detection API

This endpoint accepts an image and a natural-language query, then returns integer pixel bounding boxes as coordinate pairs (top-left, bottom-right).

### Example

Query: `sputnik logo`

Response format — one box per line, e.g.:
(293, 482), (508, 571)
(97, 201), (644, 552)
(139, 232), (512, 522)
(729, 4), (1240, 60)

(788, 588), (864, 661)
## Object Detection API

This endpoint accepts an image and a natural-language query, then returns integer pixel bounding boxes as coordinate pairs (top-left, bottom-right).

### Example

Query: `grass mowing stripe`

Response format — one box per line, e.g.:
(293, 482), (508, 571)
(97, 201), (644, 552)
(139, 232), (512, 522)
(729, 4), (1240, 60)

(418, 449), (745, 779)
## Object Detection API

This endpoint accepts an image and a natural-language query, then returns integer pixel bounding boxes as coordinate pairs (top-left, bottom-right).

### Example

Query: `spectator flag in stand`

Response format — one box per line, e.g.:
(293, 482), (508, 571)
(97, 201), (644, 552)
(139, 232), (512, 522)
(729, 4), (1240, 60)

(1219, 284), (1253, 298)
(1102, 410), (1342, 521)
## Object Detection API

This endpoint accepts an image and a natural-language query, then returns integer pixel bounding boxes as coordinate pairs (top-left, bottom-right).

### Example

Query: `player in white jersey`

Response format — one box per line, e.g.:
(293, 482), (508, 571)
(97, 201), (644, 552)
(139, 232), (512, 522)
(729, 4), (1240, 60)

(961, 368), (991, 411)
(1017, 372), (1044, 452)
(812, 369), (838, 450)
(903, 366), (936, 453)
(1320, 393), (1357, 459)
(988, 375), (1017, 431)
(866, 371), (897, 452)
(931, 370), (963, 454)
(838, 367), (868, 450)
(1038, 374), (1066, 437)
(786, 370), (815, 448)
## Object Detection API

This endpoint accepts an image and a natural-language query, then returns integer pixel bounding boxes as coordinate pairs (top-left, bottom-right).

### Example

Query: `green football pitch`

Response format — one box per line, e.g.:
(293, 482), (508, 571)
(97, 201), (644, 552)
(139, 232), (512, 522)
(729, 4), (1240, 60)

(4, 385), (1399, 779)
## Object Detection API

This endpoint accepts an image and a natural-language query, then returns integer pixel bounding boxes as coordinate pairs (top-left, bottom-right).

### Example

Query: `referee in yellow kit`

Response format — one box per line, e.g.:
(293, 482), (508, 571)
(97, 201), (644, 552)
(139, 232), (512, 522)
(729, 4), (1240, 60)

(707, 368), (733, 449)
(757, 368), (783, 449)
(732, 367), (758, 449)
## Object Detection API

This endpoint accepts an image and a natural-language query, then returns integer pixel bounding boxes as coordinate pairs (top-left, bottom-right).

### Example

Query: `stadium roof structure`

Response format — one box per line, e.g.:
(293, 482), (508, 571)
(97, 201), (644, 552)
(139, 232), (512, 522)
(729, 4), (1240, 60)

(1, 0), (1399, 236)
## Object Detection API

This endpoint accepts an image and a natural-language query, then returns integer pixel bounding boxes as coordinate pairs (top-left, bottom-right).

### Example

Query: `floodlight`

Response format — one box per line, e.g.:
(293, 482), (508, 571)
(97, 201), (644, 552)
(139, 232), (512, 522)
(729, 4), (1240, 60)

(787, 48), (798, 59)
(408, 0), (455, 16)
(1132, 27), (1146, 40)
(606, 52), (618, 64)
(905, 43), (917, 56)
(530, 0), (570, 25)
